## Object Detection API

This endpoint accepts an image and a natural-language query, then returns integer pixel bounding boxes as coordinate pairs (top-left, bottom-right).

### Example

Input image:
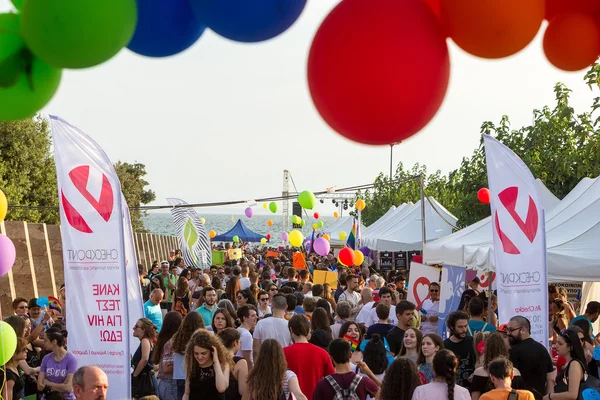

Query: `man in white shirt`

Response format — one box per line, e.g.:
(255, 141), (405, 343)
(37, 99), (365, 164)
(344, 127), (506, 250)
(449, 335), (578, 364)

(239, 265), (251, 290)
(302, 282), (313, 298)
(366, 287), (397, 327)
(356, 288), (375, 325)
(253, 294), (292, 359)
(338, 274), (361, 308)
(237, 304), (258, 369)
(420, 282), (440, 335)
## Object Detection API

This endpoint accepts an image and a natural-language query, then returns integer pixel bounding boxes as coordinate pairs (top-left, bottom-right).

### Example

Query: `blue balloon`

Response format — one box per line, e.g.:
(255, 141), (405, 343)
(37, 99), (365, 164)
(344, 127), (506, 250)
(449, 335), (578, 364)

(582, 388), (600, 400)
(189, 0), (306, 43)
(127, 0), (206, 57)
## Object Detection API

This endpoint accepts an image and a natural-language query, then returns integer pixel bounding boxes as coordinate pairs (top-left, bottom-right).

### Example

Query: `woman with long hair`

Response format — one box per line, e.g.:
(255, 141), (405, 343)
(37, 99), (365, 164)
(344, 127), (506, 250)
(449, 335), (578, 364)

(218, 299), (238, 321)
(236, 289), (256, 309)
(339, 321), (364, 366)
(417, 333), (444, 384)
(457, 290), (476, 314)
(323, 283), (337, 311)
(132, 318), (158, 399)
(5, 315), (41, 397)
(362, 334), (388, 382)
(376, 358), (420, 400)
(412, 349), (470, 400)
(550, 299), (569, 336)
(470, 332), (524, 400)
(316, 299), (335, 325)
(309, 308), (334, 349)
(571, 319), (596, 376)
(217, 328), (248, 400)
(154, 312), (183, 400)
(1, 338), (27, 400)
(172, 311), (205, 399)
(225, 277), (241, 302)
(399, 328), (423, 363)
(212, 309), (235, 334)
(183, 329), (233, 399)
(244, 338), (307, 400)
(37, 327), (77, 400)
(473, 331), (490, 369)
(557, 287), (576, 322)
(549, 326), (590, 399)
(172, 276), (191, 315)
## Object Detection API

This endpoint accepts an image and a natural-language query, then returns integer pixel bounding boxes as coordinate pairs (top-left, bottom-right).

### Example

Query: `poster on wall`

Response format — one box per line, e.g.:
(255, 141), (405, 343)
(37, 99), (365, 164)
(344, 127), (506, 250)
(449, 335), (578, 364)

(438, 265), (466, 339)
(394, 251), (407, 270)
(379, 251), (393, 271)
(406, 262), (440, 310)
(407, 251), (422, 267)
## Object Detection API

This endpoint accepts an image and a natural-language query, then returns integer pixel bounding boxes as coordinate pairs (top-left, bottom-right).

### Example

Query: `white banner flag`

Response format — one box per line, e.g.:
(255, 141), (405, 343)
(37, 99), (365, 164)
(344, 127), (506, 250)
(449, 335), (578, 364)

(51, 116), (136, 398)
(483, 134), (548, 346)
(167, 198), (212, 269)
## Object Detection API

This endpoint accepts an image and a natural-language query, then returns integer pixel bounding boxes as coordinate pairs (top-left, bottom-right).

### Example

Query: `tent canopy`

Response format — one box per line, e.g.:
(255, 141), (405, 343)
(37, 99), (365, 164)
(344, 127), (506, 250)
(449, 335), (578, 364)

(212, 219), (266, 242)
(324, 216), (366, 246)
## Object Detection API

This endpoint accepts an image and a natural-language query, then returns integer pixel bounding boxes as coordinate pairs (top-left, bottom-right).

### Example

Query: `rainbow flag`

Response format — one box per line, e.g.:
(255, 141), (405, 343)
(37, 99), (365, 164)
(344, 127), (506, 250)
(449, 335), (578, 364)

(346, 218), (356, 250)
(344, 334), (359, 352)
(48, 296), (63, 314)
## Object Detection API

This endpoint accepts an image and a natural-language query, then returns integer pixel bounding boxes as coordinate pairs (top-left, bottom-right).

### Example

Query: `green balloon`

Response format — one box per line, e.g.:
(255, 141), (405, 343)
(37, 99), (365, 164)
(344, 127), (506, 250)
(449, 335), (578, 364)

(10, 0), (22, 11)
(300, 219), (305, 227)
(21, 0), (137, 69)
(0, 321), (17, 365)
(269, 202), (278, 213)
(0, 55), (62, 121)
(0, 13), (24, 62)
(298, 191), (316, 210)
(318, 221), (324, 228)
(233, 235), (239, 243)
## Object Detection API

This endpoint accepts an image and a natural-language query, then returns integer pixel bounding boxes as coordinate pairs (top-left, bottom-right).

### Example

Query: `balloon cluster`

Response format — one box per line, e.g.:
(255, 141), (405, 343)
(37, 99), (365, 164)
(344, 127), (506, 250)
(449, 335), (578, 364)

(0, 0), (307, 121)
(0, 188), (16, 277)
(307, 0), (600, 146)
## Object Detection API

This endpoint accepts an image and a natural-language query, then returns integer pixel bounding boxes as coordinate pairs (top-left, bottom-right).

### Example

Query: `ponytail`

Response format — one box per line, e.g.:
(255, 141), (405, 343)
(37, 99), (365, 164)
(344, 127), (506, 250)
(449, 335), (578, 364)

(432, 349), (457, 400)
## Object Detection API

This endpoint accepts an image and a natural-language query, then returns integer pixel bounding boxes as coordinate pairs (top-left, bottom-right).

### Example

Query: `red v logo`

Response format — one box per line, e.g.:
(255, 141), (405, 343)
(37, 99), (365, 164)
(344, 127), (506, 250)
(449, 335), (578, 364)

(69, 165), (113, 222)
(494, 186), (539, 255)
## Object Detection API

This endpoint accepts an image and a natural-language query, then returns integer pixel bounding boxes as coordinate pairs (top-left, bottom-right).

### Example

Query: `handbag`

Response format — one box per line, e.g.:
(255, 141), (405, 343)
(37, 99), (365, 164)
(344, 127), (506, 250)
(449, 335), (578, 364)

(132, 367), (155, 399)
(555, 359), (600, 399)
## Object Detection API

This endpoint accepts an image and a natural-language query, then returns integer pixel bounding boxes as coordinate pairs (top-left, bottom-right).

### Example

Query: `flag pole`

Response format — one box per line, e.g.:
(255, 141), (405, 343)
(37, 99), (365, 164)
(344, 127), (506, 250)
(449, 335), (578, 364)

(420, 173), (426, 258)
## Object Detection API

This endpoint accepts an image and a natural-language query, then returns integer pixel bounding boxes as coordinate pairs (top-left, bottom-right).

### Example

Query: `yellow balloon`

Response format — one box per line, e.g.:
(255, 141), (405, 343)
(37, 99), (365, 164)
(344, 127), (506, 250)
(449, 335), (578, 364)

(312, 223), (318, 230)
(288, 230), (304, 247)
(354, 250), (364, 266)
(333, 211), (339, 218)
(209, 230), (216, 239)
(263, 202), (268, 209)
(0, 189), (6, 223)
(339, 231), (347, 241)
(322, 233), (330, 242)
(201, 217), (206, 224)
(260, 238), (267, 244)
(356, 199), (366, 211)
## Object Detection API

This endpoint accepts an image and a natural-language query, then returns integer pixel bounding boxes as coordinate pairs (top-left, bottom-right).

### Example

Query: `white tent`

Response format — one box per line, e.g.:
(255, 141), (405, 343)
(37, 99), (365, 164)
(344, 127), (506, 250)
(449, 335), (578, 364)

(324, 216), (366, 246)
(361, 203), (413, 248)
(423, 178), (600, 281)
(363, 198), (458, 251)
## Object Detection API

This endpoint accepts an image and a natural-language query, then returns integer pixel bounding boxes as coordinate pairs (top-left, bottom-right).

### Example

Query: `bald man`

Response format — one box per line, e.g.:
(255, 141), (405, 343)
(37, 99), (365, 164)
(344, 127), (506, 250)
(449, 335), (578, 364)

(73, 366), (108, 400)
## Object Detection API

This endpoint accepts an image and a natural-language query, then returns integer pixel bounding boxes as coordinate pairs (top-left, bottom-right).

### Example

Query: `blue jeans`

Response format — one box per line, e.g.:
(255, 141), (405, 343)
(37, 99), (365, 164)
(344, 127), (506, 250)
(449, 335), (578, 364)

(158, 378), (178, 400)
(176, 379), (185, 400)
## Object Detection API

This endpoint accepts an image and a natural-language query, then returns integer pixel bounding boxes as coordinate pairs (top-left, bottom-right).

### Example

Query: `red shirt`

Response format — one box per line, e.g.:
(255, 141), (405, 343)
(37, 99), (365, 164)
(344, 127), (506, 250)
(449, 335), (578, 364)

(284, 342), (335, 399)
(313, 372), (379, 400)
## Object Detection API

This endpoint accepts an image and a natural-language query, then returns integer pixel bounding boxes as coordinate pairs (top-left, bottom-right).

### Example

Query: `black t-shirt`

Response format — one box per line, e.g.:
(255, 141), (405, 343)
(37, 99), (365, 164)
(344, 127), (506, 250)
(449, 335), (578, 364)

(509, 338), (553, 400)
(443, 336), (475, 390)
(386, 326), (405, 356)
(0, 368), (23, 400)
(282, 281), (301, 291)
(365, 323), (394, 339)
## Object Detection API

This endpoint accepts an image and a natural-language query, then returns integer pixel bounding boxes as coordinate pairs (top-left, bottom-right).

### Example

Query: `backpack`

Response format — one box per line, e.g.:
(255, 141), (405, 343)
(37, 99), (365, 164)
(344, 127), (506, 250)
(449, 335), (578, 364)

(507, 389), (519, 400)
(326, 374), (362, 400)
(467, 322), (489, 336)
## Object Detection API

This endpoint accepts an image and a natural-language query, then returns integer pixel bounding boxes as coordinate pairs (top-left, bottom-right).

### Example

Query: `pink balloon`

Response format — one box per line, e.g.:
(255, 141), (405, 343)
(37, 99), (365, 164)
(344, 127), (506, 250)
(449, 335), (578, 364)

(0, 234), (16, 276)
(281, 232), (289, 241)
(313, 237), (330, 257)
(244, 207), (253, 218)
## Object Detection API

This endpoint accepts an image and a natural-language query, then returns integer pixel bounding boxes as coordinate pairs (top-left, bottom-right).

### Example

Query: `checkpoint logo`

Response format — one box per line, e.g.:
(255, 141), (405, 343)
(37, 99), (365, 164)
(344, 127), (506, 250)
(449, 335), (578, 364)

(61, 165), (114, 233)
(494, 186), (538, 255)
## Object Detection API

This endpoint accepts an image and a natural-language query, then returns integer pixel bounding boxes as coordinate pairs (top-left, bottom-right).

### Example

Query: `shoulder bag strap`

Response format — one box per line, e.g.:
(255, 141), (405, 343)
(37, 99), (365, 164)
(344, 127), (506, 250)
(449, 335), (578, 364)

(349, 374), (363, 392)
(507, 389), (519, 400)
(326, 375), (343, 392)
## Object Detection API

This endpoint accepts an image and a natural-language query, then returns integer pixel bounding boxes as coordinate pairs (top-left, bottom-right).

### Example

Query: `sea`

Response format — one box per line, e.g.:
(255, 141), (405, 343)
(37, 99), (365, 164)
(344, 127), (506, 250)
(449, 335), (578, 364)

(141, 213), (338, 246)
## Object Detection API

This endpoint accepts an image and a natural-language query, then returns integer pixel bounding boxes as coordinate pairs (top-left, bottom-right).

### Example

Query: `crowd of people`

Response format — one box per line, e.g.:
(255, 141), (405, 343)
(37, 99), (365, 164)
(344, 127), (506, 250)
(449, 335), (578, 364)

(3, 246), (599, 400)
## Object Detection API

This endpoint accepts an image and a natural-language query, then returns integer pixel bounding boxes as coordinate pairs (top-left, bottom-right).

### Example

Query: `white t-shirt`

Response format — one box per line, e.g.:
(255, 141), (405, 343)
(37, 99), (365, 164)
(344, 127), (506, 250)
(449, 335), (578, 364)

(236, 327), (254, 363)
(253, 317), (292, 348)
(412, 381), (470, 400)
(356, 301), (376, 325)
(240, 277), (251, 290)
(419, 299), (439, 335)
(366, 305), (397, 327)
(257, 306), (271, 318)
(338, 290), (361, 306)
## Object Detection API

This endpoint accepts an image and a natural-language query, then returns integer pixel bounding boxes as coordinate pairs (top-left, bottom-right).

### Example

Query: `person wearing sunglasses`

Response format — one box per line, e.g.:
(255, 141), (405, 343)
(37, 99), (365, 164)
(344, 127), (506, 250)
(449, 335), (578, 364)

(257, 290), (271, 318)
(420, 282), (441, 335)
(506, 316), (554, 400)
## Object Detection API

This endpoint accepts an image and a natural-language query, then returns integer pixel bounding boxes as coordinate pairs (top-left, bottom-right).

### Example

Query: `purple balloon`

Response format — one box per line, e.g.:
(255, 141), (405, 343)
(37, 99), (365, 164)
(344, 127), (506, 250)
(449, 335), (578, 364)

(281, 232), (288, 241)
(0, 234), (16, 276)
(313, 237), (330, 257)
(244, 207), (253, 218)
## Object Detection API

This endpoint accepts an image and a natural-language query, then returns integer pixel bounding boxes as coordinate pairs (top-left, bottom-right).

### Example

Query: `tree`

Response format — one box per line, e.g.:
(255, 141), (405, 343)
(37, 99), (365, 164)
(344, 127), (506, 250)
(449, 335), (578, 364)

(358, 63), (600, 229)
(0, 117), (59, 224)
(114, 161), (156, 232)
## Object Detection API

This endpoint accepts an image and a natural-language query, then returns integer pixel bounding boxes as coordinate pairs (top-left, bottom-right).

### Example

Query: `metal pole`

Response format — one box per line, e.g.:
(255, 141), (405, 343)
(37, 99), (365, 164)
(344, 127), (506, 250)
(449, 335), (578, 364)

(390, 144), (393, 180)
(420, 173), (426, 257)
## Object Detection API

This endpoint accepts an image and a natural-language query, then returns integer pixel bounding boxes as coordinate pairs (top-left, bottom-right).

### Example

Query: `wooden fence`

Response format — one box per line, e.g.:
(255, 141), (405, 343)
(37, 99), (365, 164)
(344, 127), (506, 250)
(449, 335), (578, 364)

(0, 220), (178, 314)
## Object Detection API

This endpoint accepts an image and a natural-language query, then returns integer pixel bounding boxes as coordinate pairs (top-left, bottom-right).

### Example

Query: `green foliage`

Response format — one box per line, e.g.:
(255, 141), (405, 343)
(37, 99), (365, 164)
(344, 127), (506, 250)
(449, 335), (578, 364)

(114, 161), (156, 232)
(359, 62), (600, 229)
(0, 116), (155, 231)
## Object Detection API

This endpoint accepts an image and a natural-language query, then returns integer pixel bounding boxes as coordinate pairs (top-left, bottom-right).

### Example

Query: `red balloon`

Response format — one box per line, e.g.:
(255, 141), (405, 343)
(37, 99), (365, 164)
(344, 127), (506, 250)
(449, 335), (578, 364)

(545, 0), (600, 21)
(266, 233), (271, 239)
(477, 188), (491, 204)
(338, 247), (356, 266)
(313, 212), (319, 219)
(307, 0), (449, 145)
(543, 13), (600, 72)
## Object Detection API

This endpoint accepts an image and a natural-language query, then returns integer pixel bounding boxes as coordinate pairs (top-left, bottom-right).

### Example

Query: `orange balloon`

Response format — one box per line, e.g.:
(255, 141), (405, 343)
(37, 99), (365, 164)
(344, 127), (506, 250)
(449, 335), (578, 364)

(267, 219), (273, 227)
(545, 0), (600, 21)
(442, 0), (544, 58)
(322, 233), (331, 242)
(543, 13), (600, 71)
